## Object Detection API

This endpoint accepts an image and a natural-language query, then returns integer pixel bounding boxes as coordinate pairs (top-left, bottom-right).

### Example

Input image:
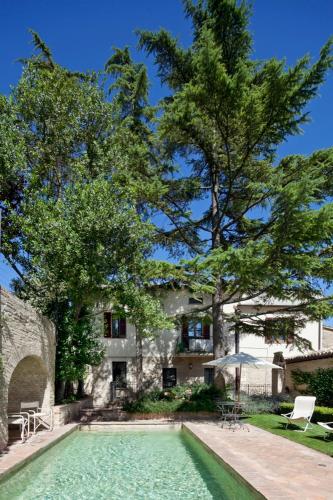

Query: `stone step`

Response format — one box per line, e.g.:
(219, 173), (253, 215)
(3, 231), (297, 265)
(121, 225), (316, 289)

(79, 407), (129, 422)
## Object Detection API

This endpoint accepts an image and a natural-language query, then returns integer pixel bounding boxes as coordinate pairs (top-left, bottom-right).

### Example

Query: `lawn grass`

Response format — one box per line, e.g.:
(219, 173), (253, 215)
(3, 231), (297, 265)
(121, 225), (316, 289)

(245, 414), (333, 457)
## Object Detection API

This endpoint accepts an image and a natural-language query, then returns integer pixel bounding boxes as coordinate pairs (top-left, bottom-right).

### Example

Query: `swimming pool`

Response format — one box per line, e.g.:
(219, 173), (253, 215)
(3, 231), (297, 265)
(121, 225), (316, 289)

(0, 429), (259, 499)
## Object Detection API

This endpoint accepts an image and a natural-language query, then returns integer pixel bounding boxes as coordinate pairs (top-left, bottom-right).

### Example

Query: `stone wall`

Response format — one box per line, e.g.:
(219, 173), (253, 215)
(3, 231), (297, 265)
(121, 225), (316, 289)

(322, 326), (333, 350)
(0, 286), (56, 451)
(285, 355), (333, 396)
(53, 397), (93, 427)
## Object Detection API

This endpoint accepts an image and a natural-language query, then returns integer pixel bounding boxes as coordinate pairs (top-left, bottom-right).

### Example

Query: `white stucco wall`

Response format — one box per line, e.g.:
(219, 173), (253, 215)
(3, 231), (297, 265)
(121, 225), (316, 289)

(85, 289), (322, 406)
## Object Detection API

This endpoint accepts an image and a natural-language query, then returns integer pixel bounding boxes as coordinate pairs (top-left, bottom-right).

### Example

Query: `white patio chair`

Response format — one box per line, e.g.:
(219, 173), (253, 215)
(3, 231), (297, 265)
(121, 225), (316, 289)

(317, 421), (333, 440)
(281, 396), (316, 432)
(7, 413), (29, 443)
(20, 401), (53, 434)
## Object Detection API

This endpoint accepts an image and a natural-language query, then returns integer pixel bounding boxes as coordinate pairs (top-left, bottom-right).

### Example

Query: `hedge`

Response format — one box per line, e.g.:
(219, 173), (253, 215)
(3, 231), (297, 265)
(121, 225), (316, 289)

(291, 368), (333, 407)
(123, 383), (224, 413)
(279, 402), (333, 423)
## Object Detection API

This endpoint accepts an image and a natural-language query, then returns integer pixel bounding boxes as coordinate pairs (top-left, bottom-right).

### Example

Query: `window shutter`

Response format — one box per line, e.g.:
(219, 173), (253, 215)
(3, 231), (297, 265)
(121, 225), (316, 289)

(119, 318), (126, 337)
(203, 322), (210, 339)
(104, 312), (112, 338)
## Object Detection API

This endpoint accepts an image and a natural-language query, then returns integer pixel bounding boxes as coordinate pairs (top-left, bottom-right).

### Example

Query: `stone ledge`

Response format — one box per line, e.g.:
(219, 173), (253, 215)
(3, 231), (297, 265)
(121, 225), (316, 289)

(53, 397), (93, 427)
(79, 409), (219, 422)
(81, 421), (182, 431)
(0, 423), (79, 481)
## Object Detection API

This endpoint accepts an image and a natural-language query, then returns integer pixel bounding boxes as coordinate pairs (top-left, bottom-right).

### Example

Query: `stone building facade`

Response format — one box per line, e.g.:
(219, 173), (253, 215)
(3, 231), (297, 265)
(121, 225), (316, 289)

(0, 286), (56, 451)
(85, 288), (322, 406)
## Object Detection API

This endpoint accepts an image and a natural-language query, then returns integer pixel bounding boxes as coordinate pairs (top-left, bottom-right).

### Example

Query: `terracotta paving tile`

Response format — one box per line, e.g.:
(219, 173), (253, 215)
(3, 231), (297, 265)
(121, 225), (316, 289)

(184, 422), (333, 500)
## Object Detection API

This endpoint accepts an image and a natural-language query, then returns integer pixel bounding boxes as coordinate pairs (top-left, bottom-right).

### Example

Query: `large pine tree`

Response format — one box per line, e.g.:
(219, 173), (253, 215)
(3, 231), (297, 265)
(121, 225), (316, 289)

(139, 0), (333, 356)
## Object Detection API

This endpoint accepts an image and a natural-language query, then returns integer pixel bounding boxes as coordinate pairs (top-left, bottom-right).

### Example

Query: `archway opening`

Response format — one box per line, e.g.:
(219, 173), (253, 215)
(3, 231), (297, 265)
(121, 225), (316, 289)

(7, 356), (50, 442)
(8, 355), (49, 413)
(7, 356), (50, 444)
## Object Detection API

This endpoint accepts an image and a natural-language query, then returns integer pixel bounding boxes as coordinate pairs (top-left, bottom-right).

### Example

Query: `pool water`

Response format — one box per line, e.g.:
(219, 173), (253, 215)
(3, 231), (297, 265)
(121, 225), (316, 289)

(0, 429), (257, 499)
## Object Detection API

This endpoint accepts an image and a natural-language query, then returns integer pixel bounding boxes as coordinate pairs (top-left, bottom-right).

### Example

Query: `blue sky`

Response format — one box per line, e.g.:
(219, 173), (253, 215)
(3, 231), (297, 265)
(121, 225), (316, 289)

(1, 0), (333, 289)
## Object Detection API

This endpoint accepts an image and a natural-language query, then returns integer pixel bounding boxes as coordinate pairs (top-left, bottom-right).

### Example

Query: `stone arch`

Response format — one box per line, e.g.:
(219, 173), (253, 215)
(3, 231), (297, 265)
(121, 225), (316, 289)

(7, 355), (51, 413)
(0, 287), (56, 451)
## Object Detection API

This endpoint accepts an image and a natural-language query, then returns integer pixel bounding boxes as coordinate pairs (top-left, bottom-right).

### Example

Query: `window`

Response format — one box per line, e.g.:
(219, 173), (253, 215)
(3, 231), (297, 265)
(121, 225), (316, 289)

(182, 319), (210, 348)
(264, 317), (295, 344)
(112, 362), (127, 388)
(204, 368), (215, 385)
(188, 320), (203, 337)
(189, 297), (203, 305)
(104, 312), (126, 338)
(162, 368), (177, 388)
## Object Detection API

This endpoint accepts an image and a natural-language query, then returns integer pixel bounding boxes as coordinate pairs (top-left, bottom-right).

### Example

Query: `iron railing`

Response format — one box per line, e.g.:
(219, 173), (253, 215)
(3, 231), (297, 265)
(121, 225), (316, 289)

(176, 338), (213, 354)
(240, 384), (271, 396)
(110, 382), (137, 402)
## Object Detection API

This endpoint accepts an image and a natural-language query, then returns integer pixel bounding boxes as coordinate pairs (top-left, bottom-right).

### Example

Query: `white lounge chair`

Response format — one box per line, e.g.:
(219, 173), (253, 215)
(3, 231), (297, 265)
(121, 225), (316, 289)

(317, 421), (333, 440)
(7, 413), (29, 443)
(20, 402), (53, 434)
(282, 396), (316, 432)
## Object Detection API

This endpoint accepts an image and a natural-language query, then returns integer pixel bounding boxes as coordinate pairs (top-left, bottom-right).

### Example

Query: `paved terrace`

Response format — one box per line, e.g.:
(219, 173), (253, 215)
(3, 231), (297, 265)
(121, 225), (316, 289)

(185, 422), (333, 500)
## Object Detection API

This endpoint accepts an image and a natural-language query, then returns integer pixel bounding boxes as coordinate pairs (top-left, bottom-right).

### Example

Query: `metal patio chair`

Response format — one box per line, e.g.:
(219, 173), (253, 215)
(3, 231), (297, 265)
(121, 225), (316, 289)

(20, 401), (53, 434)
(7, 413), (29, 443)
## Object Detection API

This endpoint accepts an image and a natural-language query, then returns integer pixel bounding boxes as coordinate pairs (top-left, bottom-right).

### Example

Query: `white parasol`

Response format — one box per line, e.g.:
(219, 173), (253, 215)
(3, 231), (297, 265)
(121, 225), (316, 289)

(203, 352), (283, 401)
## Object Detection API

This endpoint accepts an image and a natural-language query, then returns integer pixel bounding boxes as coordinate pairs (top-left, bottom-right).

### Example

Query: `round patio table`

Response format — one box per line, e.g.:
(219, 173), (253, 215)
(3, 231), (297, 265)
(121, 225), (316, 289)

(217, 401), (248, 430)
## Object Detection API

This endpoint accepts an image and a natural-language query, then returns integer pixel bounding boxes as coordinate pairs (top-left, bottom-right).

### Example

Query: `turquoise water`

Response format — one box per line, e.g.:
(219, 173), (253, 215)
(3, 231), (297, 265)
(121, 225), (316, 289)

(0, 430), (257, 499)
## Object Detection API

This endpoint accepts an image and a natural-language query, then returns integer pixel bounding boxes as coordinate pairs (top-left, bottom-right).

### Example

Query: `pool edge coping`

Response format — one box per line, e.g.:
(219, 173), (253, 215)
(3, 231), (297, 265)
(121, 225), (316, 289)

(0, 423), (79, 482)
(0, 421), (265, 498)
(182, 423), (266, 500)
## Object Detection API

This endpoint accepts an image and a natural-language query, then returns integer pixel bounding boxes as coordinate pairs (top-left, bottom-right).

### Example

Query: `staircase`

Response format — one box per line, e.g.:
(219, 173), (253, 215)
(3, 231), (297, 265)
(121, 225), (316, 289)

(80, 403), (129, 422)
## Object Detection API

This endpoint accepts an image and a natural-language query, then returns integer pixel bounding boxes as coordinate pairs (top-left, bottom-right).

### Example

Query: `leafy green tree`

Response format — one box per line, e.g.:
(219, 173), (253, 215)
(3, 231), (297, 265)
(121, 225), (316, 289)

(16, 178), (166, 397)
(104, 48), (177, 391)
(1, 32), (172, 398)
(0, 95), (25, 264)
(139, 0), (333, 356)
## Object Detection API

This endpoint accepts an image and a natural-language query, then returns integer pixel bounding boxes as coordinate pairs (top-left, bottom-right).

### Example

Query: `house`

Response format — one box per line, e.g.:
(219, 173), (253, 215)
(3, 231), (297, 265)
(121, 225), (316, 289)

(85, 287), (322, 407)
(322, 324), (333, 350)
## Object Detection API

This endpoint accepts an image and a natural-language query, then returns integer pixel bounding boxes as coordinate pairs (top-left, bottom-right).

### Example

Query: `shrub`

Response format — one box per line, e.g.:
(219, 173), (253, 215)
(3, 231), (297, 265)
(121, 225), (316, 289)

(240, 394), (291, 415)
(278, 402), (333, 423)
(123, 383), (224, 413)
(243, 398), (279, 415)
(291, 368), (333, 407)
(123, 399), (182, 414)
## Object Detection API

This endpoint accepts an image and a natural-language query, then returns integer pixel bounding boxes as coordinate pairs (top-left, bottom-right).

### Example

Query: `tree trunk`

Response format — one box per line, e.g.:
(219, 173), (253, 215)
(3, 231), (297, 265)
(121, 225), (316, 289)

(77, 379), (85, 398)
(136, 329), (143, 397)
(211, 168), (228, 359)
(55, 379), (66, 403)
(64, 380), (74, 399)
(212, 282), (226, 358)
